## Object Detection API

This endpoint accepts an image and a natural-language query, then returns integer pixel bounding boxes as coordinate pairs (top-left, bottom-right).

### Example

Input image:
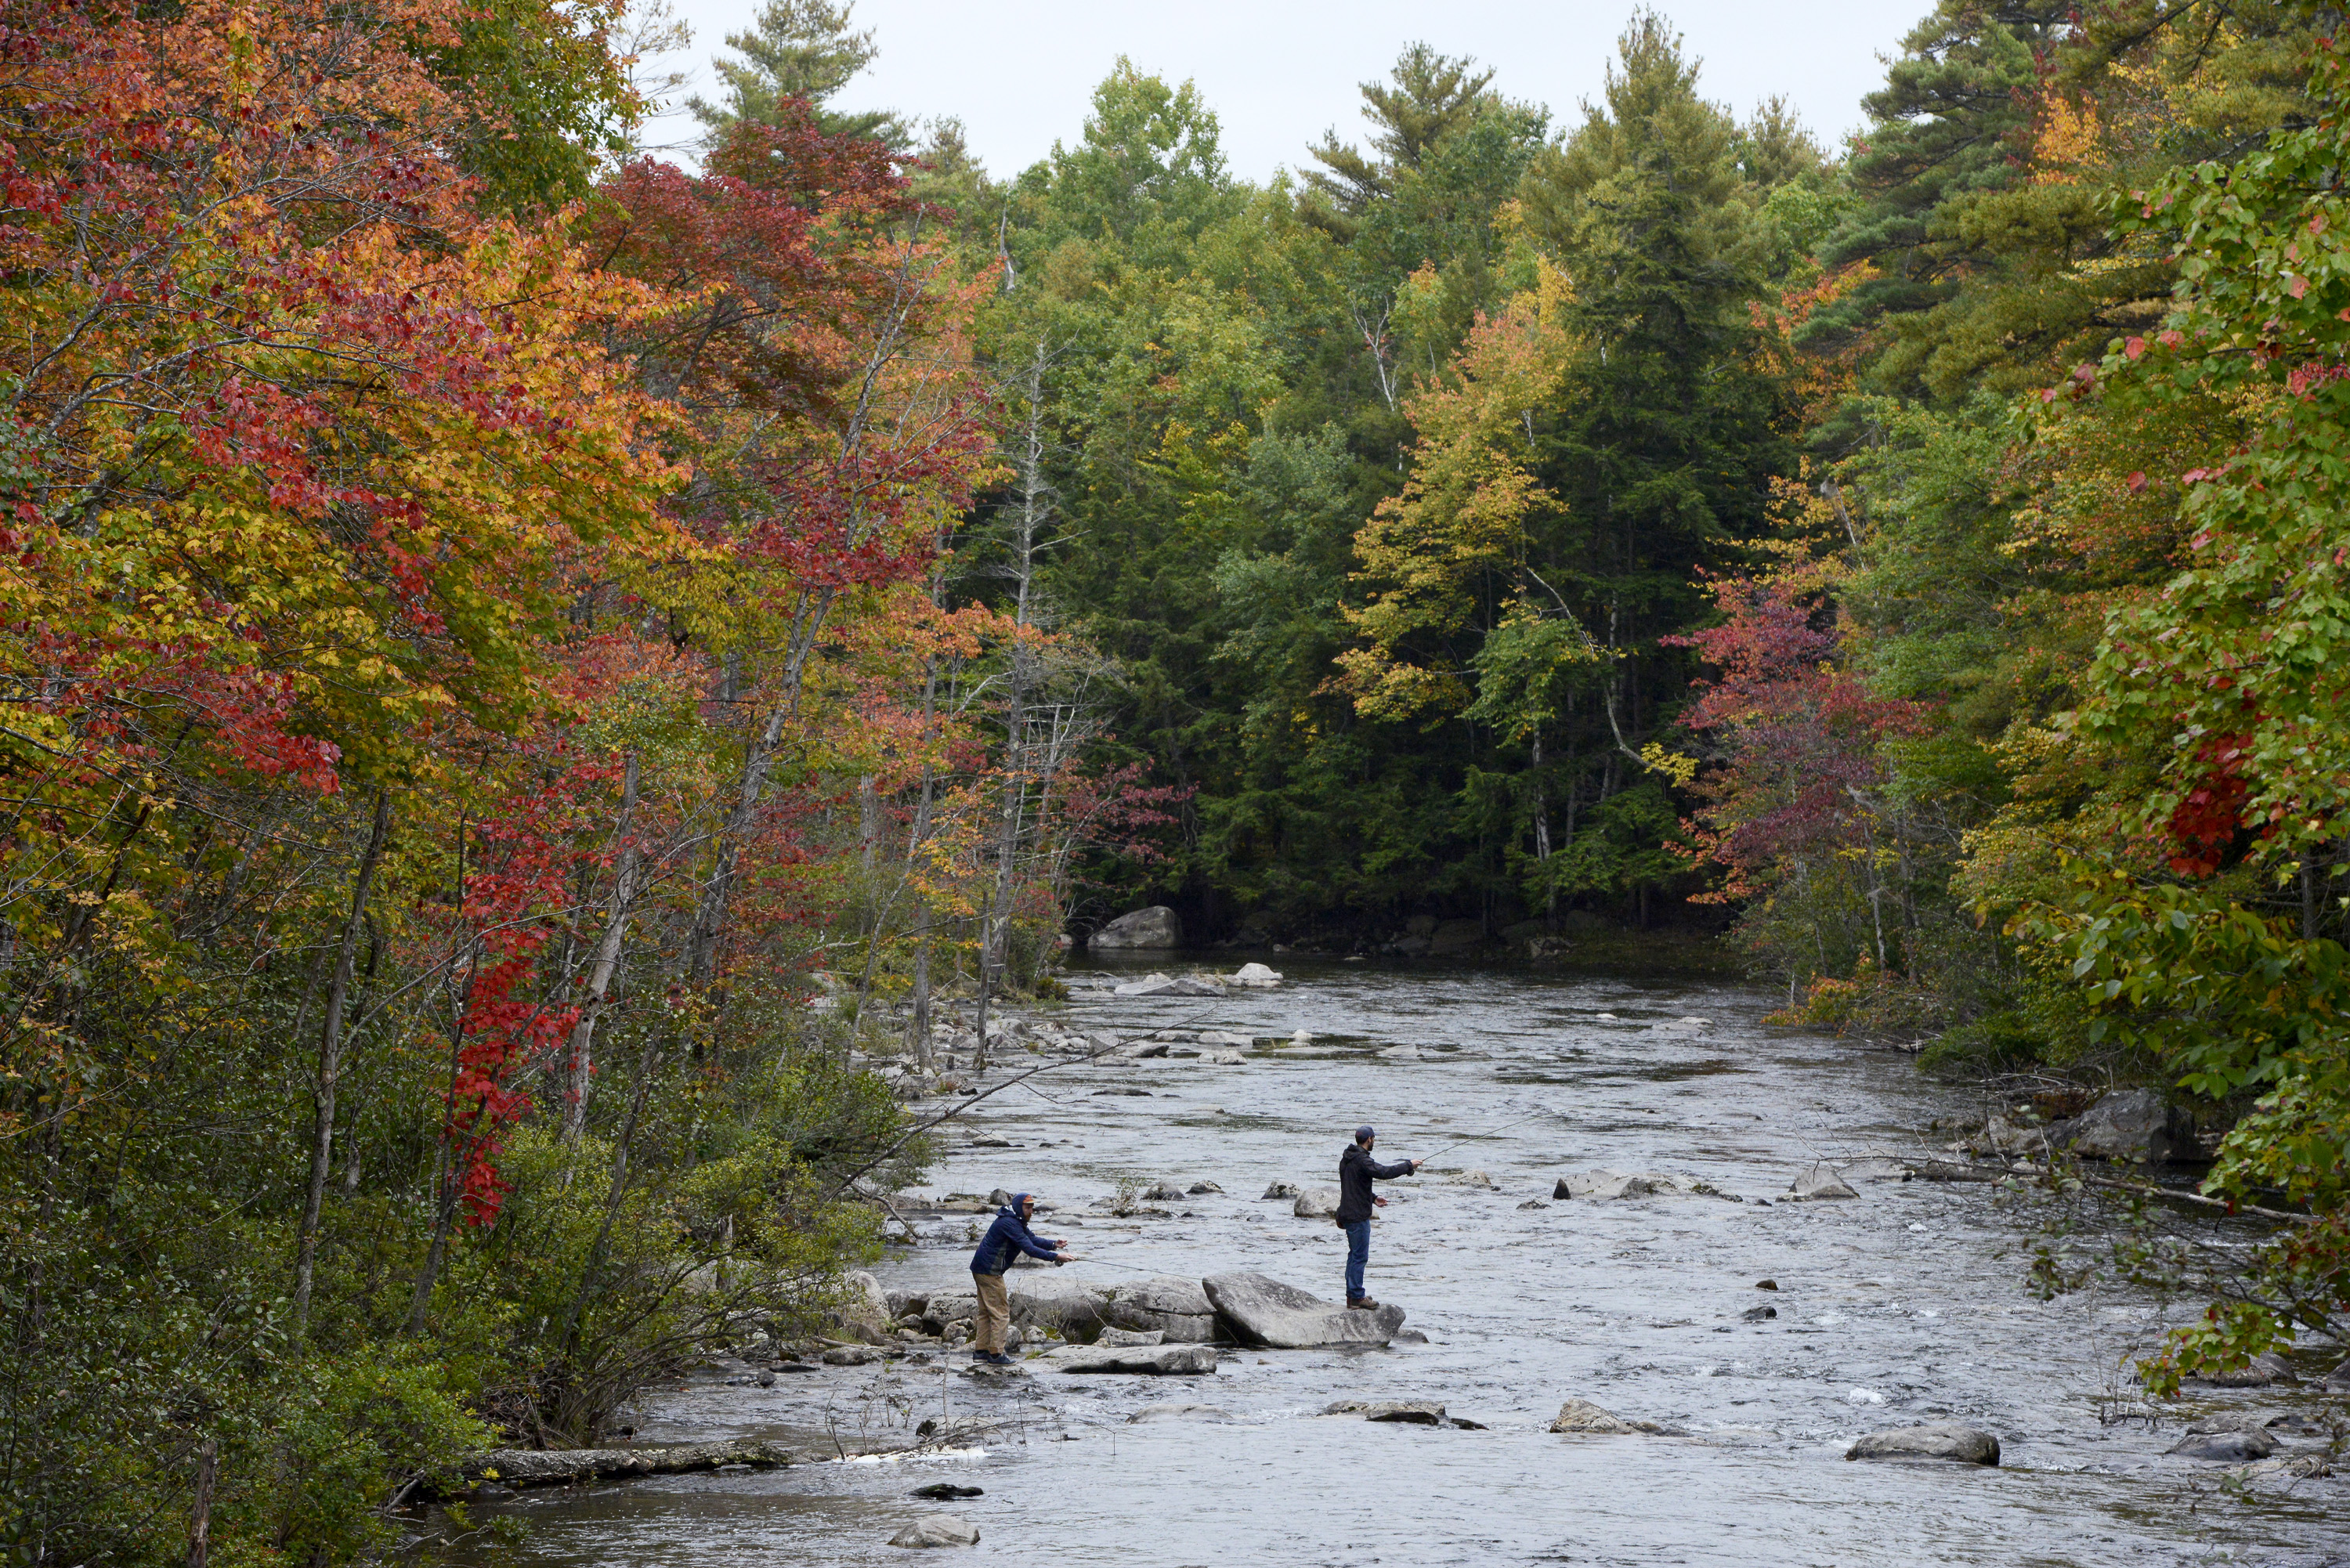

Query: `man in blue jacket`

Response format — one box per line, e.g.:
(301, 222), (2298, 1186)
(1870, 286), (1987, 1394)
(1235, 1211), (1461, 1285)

(1336, 1125), (1418, 1309)
(967, 1193), (1080, 1364)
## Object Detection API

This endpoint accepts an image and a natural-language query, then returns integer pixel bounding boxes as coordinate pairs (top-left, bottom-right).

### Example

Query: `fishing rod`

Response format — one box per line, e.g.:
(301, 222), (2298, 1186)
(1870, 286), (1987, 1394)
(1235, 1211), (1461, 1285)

(1415, 1104), (1558, 1166)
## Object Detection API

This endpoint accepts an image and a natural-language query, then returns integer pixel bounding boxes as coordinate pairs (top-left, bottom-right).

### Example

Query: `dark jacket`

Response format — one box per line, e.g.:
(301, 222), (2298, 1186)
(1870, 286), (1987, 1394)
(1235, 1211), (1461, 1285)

(970, 1201), (1061, 1276)
(1336, 1143), (1414, 1224)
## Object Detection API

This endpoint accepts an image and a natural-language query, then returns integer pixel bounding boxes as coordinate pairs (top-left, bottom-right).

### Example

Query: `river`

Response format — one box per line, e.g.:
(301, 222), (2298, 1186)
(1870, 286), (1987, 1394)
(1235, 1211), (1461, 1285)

(445, 956), (2345, 1566)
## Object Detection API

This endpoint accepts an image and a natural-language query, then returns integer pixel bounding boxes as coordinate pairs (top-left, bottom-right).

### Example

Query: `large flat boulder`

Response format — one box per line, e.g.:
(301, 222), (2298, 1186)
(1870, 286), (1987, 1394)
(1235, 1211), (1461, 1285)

(1202, 1272), (1405, 1348)
(1091, 905), (1184, 950)
(1049, 1342), (1217, 1375)
(1104, 1276), (1218, 1342)
(1846, 1423), (2000, 1465)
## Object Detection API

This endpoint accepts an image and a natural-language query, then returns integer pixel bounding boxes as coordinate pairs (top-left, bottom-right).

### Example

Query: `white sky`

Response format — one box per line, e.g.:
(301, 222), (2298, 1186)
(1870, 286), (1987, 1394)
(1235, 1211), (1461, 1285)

(634, 0), (1919, 178)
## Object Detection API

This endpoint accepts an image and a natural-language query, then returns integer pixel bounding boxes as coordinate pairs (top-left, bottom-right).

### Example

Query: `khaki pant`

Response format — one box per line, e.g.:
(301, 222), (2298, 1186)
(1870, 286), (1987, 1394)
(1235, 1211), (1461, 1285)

(972, 1271), (1010, 1353)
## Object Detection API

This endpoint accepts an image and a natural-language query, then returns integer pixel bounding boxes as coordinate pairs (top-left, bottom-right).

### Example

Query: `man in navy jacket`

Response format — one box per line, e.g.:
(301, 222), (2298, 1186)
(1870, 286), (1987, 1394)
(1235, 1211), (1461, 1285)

(1336, 1126), (1418, 1308)
(967, 1193), (1080, 1363)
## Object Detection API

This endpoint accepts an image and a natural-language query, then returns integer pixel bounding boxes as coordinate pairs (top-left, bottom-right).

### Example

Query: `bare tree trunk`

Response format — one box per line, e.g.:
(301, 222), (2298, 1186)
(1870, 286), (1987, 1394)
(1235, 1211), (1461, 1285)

(186, 1436), (217, 1568)
(563, 754), (642, 1143)
(974, 345), (1052, 1072)
(291, 789), (391, 1335)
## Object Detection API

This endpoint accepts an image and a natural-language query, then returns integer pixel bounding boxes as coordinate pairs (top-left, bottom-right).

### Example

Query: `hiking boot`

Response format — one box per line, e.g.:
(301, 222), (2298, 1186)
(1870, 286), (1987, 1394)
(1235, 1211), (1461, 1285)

(968, 1348), (993, 1360)
(983, 1352), (1018, 1366)
(1347, 1296), (1379, 1310)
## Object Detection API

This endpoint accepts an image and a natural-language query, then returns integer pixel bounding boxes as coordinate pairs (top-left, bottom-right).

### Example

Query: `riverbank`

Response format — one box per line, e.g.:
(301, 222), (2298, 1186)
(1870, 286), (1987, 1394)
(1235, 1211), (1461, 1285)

(434, 958), (2345, 1567)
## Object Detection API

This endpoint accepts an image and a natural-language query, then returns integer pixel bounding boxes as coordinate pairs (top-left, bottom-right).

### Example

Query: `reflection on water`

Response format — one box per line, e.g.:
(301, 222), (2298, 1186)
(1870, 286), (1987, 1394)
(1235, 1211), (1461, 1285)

(443, 957), (2344, 1566)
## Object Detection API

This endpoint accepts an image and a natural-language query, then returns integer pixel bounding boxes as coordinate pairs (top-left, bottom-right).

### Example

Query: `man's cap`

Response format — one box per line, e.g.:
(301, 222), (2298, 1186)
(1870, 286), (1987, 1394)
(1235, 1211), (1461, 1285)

(1355, 1125), (1375, 1143)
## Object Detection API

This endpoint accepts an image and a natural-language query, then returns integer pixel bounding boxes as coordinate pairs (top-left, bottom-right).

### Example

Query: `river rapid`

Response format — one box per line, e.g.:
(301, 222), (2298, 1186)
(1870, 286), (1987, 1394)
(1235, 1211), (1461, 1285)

(450, 956), (2346, 1567)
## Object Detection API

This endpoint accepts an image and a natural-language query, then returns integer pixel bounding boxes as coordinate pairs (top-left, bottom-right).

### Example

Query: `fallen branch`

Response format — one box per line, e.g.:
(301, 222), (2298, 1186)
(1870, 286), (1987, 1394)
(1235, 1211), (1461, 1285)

(1907, 1158), (2309, 1222)
(455, 1438), (792, 1493)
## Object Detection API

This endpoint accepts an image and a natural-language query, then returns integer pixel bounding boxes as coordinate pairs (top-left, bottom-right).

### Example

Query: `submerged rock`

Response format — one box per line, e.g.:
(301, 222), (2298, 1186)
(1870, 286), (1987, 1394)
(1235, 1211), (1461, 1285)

(2189, 1351), (2292, 1388)
(2168, 1425), (2278, 1461)
(888, 1515), (980, 1548)
(1549, 1399), (1636, 1435)
(909, 1483), (983, 1500)
(1202, 1272), (1406, 1348)
(1231, 962), (1282, 987)
(1091, 905), (1183, 950)
(1127, 1403), (1235, 1423)
(1788, 1162), (1858, 1200)
(1845, 1423), (2000, 1465)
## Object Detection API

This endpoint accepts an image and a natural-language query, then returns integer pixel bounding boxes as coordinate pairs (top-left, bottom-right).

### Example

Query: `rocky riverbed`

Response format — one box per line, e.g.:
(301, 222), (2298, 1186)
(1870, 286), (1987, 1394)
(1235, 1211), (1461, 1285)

(439, 956), (2346, 1566)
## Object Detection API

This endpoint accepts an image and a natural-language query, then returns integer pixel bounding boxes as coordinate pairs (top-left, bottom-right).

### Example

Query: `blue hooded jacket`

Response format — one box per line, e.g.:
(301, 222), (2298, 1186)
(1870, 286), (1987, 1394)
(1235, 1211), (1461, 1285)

(969, 1195), (1061, 1276)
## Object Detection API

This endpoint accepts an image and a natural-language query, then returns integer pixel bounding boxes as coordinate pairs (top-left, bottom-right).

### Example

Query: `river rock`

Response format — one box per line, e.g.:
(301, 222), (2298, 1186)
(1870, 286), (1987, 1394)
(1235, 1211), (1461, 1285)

(2168, 1425), (2278, 1461)
(1231, 962), (1282, 987)
(1427, 918), (1484, 953)
(1549, 1399), (1636, 1435)
(1261, 1181), (1300, 1199)
(822, 1346), (879, 1365)
(1142, 1178), (1190, 1201)
(2059, 1088), (2191, 1163)
(1128, 1403), (1235, 1422)
(909, 1483), (983, 1500)
(1188, 1180), (1224, 1194)
(920, 1293), (979, 1335)
(1050, 1342), (1218, 1375)
(1092, 905), (1184, 949)
(1095, 1327), (1166, 1346)
(1293, 1186), (1341, 1218)
(1554, 1170), (1655, 1200)
(1010, 1281), (1113, 1340)
(888, 1515), (980, 1548)
(1201, 1272), (1405, 1348)
(1104, 1276), (1218, 1341)
(1845, 1423), (2000, 1465)
(1196, 1048), (1246, 1064)
(1788, 1162), (1858, 1200)
(1321, 1399), (1445, 1425)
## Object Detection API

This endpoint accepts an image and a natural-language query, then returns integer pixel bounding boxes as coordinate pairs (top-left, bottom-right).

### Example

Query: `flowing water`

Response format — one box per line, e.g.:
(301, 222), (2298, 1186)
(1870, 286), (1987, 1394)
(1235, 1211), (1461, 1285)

(446, 958), (2346, 1566)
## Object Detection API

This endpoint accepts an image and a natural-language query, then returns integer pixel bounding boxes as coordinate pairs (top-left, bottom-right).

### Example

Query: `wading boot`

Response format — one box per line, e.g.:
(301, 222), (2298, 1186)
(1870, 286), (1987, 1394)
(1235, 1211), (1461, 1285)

(1347, 1296), (1379, 1310)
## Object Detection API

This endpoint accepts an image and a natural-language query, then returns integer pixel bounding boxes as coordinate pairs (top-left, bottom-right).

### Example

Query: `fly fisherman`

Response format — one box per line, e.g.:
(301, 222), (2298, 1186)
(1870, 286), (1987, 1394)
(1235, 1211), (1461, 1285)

(1336, 1125), (1419, 1309)
(967, 1192), (1080, 1364)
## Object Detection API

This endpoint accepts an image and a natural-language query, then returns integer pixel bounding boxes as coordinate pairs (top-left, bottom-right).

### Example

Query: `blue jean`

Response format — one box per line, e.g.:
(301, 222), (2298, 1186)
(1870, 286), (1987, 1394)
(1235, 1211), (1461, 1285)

(1343, 1219), (1370, 1301)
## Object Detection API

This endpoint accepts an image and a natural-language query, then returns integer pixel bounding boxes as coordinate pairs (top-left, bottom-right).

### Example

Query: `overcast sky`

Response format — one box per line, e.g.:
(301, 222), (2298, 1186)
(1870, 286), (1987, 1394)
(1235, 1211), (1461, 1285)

(636, 0), (1918, 177)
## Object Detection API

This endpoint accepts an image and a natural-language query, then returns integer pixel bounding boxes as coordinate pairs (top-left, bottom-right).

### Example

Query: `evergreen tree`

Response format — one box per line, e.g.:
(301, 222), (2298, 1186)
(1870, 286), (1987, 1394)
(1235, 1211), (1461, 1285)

(691, 0), (908, 146)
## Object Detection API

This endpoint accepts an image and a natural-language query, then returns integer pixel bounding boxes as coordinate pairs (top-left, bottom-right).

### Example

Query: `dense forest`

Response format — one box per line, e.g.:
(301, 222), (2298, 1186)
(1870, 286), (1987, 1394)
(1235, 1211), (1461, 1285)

(6, 0), (2350, 1561)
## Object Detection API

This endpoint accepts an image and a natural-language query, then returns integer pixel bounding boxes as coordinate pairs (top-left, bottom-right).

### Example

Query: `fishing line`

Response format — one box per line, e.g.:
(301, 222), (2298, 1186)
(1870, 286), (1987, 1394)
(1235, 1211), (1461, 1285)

(1415, 1104), (1560, 1166)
